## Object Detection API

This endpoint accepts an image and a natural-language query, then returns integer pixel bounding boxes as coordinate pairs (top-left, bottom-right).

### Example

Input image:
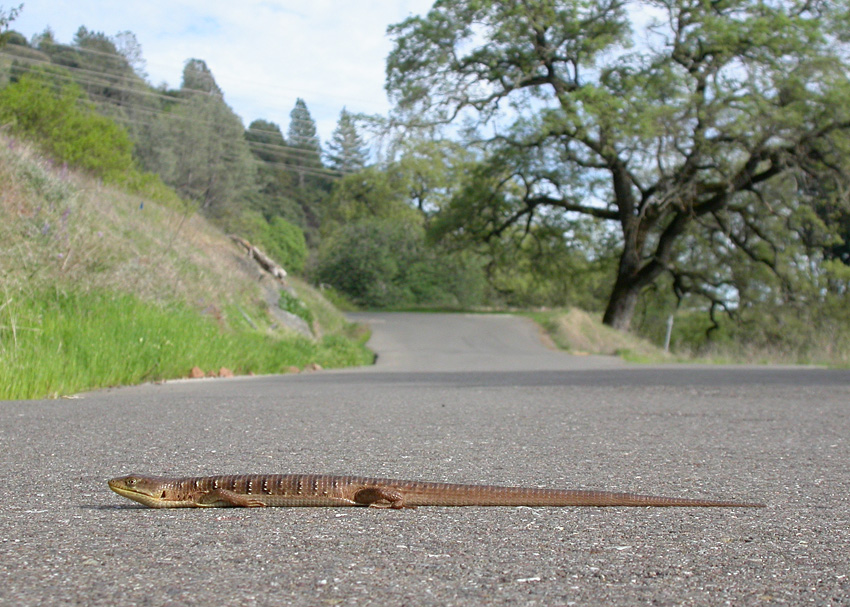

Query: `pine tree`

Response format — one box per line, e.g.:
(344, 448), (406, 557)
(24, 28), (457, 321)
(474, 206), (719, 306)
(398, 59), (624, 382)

(282, 98), (333, 237)
(286, 98), (322, 187)
(326, 108), (368, 174)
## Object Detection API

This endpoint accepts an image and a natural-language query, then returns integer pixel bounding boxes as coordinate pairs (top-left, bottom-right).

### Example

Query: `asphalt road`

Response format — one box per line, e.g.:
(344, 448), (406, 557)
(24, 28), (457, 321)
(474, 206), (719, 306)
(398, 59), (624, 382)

(2, 312), (849, 606)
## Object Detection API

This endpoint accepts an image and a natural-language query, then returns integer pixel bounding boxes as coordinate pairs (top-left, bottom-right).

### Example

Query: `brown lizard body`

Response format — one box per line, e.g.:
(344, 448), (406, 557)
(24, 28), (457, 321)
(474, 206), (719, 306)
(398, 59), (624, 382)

(108, 473), (765, 509)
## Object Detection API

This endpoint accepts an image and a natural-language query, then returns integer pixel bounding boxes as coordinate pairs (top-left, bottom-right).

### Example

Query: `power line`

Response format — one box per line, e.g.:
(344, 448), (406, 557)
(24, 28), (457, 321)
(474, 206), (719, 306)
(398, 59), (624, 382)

(1, 49), (331, 130)
(1, 67), (354, 184)
(1, 53), (345, 166)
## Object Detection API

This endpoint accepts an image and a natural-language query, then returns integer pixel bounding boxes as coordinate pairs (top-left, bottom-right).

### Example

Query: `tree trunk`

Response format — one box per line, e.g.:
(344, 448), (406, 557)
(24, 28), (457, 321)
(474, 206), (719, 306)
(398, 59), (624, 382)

(602, 276), (641, 332)
(602, 238), (670, 331)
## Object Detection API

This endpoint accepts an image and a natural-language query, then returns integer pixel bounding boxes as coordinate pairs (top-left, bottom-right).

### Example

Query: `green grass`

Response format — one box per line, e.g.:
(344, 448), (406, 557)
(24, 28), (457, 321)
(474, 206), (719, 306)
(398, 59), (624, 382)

(0, 289), (373, 400)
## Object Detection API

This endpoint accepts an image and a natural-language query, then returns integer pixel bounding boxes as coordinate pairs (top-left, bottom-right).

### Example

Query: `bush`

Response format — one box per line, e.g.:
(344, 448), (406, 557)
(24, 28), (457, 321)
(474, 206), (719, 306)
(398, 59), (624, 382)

(278, 289), (314, 325)
(228, 210), (308, 274)
(316, 218), (486, 308)
(268, 216), (307, 274)
(0, 71), (136, 180)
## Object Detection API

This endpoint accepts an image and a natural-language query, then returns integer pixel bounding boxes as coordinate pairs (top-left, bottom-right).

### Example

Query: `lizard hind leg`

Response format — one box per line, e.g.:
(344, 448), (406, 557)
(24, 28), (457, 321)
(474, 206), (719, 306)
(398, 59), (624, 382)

(353, 486), (415, 509)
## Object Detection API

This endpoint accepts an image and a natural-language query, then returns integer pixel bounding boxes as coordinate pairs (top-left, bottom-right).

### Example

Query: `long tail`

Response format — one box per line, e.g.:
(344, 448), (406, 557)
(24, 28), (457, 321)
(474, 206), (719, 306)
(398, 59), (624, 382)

(403, 482), (765, 507)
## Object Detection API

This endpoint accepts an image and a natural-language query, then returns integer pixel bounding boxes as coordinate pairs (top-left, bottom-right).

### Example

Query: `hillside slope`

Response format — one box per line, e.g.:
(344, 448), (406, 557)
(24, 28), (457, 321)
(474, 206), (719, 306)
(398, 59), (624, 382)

(0, 134), (371, 399)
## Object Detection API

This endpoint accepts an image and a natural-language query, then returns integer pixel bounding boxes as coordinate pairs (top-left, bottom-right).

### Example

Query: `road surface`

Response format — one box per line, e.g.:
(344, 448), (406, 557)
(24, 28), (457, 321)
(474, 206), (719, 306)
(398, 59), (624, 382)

(1, 312), (848, 605)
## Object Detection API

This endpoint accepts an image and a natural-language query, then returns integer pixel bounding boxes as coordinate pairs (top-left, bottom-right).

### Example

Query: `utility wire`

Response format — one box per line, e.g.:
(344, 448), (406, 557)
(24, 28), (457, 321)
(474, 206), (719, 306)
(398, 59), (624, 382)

(1, 52), (344, 170)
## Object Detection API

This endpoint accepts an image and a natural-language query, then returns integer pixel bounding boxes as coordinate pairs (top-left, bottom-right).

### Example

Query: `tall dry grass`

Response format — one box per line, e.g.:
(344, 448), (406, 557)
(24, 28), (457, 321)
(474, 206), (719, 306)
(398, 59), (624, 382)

(0, 134), (263, 309)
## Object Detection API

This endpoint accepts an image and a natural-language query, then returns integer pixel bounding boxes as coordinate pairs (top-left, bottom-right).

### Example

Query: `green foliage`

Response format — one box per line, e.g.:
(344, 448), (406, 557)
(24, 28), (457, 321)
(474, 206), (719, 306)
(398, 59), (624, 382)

(29, 25), (155, 144)
(388, 137), (473, 214)
(317, 219), (416, 307)
(181, 58), (222, 95)
(242, 103), (332, 243)
(0, 70), (180, 203)
(317, 218), (485, 308)
(0, 71), (136, 179)
(387, 0), (850, 331)
(268, 216), (308, 274)
(286, 98), (323, 182)
(428, 157), (618, 309)
(246, 119), (287, 163)
(324, 166), (420, 231)
(229, 210), (308, 274)
(278, 289), (314, 325)
(482, 222), (616, 310)
(288, 98), (321, 155)
(0, 4), (22, 47)
(0, 289), (371, 400)
(283, 99), (331, 237)
(244, 119), (305, 226)
(141, 80), (255, 215)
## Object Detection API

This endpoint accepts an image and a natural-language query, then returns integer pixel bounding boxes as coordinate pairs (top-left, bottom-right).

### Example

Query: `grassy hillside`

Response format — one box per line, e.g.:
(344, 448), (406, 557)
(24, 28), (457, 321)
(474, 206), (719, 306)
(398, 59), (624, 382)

(0, 134), (371, 400)
(528, 308), (670, 362)
(531, 307), (850, 367)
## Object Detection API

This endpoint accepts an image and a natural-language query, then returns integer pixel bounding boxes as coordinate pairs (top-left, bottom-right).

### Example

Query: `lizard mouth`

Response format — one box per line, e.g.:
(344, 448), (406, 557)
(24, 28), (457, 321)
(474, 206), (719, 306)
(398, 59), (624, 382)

(108, 480), (161, 507)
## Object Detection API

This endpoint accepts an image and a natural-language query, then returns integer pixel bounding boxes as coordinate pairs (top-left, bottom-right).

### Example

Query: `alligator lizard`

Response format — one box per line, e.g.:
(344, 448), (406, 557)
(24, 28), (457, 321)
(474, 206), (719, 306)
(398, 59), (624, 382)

(108, 473), (765, 509)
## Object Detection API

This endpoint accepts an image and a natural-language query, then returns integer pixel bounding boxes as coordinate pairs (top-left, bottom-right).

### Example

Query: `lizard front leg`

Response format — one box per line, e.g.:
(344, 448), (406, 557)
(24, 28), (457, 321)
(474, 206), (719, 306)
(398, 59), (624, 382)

(196, 489), (267, 507)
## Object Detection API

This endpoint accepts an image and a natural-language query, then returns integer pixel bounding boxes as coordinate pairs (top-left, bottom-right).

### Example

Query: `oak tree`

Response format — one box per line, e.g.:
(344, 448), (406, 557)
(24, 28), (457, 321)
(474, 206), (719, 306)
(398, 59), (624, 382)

(387, 0), (850, 330)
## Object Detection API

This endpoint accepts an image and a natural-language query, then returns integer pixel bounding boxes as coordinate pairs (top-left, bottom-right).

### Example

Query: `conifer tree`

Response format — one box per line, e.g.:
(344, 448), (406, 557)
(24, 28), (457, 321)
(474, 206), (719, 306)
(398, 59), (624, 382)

(286, 98), (322, 187)
(326, 108), (368, 174)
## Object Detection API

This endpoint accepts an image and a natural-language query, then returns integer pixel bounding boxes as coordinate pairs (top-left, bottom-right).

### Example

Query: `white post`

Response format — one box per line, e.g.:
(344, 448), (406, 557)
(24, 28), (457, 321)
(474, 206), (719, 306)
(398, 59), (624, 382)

(664, 314), (674, 352)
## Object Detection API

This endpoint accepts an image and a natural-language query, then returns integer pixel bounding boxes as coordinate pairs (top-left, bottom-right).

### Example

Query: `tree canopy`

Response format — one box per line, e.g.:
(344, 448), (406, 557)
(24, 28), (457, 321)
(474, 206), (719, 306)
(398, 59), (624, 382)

(138, 59), (255, 214)
(387, 0), (850, 330)
(0, 4), (22, 46)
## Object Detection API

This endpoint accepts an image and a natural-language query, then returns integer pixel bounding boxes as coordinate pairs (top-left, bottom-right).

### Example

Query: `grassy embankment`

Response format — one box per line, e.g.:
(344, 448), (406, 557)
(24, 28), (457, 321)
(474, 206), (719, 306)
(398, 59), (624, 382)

(530, 307), (850, 367)
(527, 308), (669, 363)
(0, 136), (371, 400)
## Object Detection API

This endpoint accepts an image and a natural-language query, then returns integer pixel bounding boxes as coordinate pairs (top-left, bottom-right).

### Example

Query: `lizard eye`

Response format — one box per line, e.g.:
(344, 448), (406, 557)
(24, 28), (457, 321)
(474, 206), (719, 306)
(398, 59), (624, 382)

(125, 477), (138, 486)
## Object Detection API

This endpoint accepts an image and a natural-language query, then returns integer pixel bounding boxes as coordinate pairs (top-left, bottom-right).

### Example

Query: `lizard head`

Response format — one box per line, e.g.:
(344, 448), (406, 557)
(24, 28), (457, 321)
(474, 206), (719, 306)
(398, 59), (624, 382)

(108, 474), (173, 508)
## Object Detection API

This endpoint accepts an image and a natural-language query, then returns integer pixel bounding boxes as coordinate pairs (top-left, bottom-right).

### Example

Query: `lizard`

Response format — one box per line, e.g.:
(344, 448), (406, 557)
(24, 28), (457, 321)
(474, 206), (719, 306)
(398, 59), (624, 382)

(108, 473), (765, 509)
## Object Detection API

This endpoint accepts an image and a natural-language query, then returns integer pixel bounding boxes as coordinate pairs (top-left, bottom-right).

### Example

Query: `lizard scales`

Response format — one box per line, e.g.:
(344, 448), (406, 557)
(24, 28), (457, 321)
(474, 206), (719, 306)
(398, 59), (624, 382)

(108, 473), (765, 509)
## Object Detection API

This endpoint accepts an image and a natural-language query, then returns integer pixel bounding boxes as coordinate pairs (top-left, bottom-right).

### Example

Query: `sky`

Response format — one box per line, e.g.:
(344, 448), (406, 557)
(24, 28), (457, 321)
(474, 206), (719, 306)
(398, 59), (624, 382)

(8, 1), (436, 143)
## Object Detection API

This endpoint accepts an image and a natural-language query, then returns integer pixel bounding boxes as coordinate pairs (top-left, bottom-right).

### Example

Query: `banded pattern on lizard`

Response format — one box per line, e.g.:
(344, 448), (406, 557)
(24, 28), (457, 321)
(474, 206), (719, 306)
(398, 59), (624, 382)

(108, 473), (765, 509)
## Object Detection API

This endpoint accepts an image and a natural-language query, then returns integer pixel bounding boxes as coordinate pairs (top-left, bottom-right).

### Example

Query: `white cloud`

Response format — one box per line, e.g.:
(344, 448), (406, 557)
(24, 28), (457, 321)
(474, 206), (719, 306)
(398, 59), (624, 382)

(11, 1), (434, 141)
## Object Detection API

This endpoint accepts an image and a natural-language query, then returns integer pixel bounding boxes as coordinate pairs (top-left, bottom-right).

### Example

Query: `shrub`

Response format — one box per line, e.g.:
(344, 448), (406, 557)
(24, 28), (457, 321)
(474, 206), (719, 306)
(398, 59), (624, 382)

(316, 218), (486, 308)
(268, 216), (307, 274)
(278, 289), (314, 325)
(228, 210), (308, 274)
(0, 71), (136, 180)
